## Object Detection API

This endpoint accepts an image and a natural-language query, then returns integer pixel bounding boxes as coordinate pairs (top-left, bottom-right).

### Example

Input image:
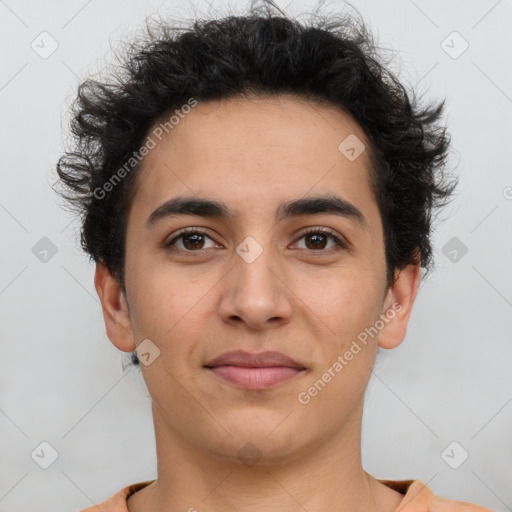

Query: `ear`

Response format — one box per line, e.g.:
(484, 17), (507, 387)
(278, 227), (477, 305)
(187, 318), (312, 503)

(94, 260), (136, 353)
(378, 260), (421, 350)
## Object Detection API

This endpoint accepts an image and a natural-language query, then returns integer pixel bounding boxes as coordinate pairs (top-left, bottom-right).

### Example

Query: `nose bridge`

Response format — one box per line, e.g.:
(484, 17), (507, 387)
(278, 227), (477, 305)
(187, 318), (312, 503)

(218, 233), (292, 328)
(233, 233), (281, 300)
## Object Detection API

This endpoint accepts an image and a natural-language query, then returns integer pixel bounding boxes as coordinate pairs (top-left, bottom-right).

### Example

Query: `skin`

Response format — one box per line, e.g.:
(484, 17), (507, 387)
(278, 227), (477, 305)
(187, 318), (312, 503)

(94, 93), (421, 512)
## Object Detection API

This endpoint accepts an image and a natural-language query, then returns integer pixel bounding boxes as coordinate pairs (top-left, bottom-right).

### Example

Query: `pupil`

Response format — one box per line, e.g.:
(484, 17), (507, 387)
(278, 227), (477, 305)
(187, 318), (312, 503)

(185, 234), (203, 250)
(308, 234), (326, 249)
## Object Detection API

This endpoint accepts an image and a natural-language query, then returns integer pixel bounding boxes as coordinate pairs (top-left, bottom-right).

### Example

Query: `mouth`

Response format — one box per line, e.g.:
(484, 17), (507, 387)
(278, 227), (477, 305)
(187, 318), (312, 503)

(204, 350), (307, 390)
(206, 366), (306, 390)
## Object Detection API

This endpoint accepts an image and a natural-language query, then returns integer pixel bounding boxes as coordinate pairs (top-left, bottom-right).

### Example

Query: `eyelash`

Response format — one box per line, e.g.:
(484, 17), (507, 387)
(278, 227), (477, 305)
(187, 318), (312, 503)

(164, 227), (347, 254)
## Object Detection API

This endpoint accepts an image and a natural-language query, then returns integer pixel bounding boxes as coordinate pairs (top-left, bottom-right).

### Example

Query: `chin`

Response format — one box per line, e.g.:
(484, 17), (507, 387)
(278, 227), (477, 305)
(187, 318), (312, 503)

(206, 415), (305, 461)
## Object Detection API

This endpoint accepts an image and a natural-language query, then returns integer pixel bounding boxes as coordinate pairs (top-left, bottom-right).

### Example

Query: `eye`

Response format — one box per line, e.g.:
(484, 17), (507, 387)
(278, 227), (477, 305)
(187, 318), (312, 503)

(164, 228), (219, 252)
(164, 227), (348, 254)
(294, 227), (347, 252)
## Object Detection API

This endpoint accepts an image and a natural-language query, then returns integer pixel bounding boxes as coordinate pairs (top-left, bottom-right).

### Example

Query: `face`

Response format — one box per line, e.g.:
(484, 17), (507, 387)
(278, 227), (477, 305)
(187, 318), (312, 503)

(96, 93), (419, 465)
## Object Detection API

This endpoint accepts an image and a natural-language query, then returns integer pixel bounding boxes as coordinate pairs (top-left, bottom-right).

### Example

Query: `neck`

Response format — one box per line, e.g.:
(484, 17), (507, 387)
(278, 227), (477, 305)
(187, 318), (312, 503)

(127, 402), (403, 512)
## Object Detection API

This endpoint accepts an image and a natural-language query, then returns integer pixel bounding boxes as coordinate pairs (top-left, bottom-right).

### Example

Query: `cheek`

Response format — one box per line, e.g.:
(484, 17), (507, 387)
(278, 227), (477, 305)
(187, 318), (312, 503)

(298, 267), (383, 343)
(127, 271), (207, 403)
(126, 254), (215, 340)
(297, 277), (381, 414)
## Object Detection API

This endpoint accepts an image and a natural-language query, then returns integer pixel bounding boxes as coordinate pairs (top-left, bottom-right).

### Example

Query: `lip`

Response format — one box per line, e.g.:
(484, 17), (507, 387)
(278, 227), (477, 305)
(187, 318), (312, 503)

(205, 350), (304, 369)
(204, 350), (306, 390)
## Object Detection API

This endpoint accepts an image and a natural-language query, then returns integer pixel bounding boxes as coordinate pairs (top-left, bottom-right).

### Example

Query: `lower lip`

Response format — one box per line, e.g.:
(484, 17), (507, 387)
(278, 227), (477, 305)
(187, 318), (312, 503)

(207, 366), (304, 390)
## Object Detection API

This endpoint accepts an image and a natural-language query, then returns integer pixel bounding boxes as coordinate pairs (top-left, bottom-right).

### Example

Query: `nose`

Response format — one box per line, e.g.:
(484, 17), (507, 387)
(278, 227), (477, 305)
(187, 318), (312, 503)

(217, 243), (293, 331)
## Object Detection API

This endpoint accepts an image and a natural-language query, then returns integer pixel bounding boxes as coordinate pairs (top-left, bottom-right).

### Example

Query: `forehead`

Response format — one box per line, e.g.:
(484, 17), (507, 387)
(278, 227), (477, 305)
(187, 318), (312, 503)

(129, 94), (379, 230)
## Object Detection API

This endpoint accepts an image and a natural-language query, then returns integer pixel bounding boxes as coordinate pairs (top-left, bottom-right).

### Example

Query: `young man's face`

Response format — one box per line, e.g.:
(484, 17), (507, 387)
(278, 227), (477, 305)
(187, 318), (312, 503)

(96, 94), (419, 463)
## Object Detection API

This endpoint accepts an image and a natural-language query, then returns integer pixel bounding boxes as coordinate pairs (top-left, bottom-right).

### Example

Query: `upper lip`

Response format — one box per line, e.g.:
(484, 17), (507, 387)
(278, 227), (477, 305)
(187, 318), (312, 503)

(204, 350), (305, 369)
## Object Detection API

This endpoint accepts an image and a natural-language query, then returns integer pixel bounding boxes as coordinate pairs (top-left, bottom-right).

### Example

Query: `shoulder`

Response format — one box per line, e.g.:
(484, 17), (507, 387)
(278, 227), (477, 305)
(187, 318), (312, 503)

(81, 478), (495, 512)
(397, 479), (496, 512)
(79, 480), (155, 512)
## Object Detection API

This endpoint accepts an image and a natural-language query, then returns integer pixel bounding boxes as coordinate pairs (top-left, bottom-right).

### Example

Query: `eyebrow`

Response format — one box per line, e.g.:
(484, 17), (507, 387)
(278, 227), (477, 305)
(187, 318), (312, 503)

(146, 194), (368, 230)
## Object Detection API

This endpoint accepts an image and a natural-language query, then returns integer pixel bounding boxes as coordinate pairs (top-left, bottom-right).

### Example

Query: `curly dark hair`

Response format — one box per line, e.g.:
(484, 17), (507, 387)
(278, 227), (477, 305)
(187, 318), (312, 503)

(55, 1), (456, 340)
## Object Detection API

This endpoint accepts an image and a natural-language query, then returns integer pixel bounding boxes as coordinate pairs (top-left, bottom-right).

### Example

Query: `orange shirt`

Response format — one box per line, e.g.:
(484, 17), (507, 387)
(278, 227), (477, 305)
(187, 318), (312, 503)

(80, 478), (495, 511)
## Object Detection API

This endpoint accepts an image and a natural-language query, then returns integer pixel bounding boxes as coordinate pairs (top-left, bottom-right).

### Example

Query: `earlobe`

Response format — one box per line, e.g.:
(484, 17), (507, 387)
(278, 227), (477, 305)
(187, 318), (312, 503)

(94, 261), (136, 353)
(378, 262), (421, 350)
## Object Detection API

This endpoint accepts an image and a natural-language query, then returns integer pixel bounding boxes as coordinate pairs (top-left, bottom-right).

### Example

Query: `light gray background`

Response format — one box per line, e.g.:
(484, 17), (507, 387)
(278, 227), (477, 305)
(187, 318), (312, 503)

(1, 0), (511, 510)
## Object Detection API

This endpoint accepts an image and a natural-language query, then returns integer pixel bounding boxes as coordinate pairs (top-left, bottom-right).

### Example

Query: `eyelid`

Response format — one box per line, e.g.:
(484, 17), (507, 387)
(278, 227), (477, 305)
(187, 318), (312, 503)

(296, 226), (349, 251)
(164, 226), (349, 252)
(164, 226), (219, 248)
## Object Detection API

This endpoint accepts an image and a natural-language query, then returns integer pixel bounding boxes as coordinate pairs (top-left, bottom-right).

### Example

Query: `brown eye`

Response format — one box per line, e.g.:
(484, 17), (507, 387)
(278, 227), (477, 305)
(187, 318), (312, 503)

(165, 229), (218, 252)
(181, 232), (206, 250)
(295, 228), (346, 252)
(304, 232), (328, 250)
